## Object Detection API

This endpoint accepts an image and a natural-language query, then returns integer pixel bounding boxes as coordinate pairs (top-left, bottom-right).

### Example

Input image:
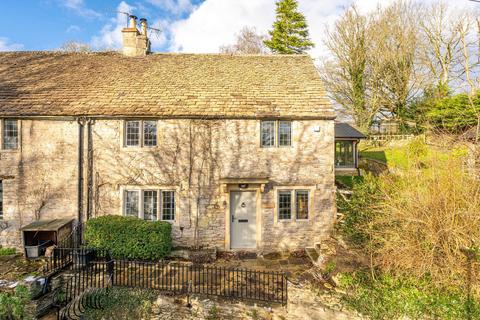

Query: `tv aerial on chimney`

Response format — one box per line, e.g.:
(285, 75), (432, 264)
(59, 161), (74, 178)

(116, 11), (162, 39)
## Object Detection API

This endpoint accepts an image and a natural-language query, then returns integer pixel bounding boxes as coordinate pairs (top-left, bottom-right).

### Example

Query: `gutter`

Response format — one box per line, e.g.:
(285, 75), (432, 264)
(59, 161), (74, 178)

(0, 114), (337, 121)
(86, 119), (94, 220)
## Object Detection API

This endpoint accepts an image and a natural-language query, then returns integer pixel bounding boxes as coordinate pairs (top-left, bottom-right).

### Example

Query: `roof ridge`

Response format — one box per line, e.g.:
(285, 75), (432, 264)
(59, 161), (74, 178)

(0, 51), (312, 58)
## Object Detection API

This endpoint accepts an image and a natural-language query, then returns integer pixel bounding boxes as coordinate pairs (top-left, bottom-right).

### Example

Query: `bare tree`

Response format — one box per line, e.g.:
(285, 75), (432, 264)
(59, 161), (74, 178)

(418, 2), (464, 94)
(220, 26), (268, 55)
(321, 6), (375, 132)
(368, 1), (422, 123)
(458, 12), (480, 143)
(59, 41), (92, 53)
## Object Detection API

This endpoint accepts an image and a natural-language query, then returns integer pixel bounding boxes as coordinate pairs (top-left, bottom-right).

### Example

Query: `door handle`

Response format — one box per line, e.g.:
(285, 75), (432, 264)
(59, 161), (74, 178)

(238, 219), (248, 223)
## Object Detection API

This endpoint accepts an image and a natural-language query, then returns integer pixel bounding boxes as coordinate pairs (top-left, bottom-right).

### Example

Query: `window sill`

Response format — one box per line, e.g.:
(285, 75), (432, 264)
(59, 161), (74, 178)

(0, 149), (20, 153)
(121, 146), (159, 151)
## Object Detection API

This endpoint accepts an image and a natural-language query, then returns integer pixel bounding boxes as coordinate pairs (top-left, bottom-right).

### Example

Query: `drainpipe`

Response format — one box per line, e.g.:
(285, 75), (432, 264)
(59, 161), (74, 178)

(77, 118), (85, 227)
(86, 119), (94, 220)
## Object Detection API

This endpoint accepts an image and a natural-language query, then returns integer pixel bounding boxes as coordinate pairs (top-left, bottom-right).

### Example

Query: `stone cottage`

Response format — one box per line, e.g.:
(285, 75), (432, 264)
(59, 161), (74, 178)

(0, 17), (336, 252)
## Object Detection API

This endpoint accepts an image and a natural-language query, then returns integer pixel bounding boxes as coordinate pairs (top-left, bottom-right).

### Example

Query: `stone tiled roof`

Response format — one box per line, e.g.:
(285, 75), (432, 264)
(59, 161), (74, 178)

(0, 52), (333, 119)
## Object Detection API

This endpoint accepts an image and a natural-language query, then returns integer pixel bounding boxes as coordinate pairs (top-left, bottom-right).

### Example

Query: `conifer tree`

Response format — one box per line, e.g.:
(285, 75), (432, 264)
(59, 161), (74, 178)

(264, 0), (315, 54)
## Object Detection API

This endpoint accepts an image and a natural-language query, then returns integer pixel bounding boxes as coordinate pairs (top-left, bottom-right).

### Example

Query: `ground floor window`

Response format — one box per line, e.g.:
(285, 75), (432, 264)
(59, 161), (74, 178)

(123, 189), (175, 221)
(295, 190), (309, 220)
(335, 140), (356, 168)
(277, 189), (310, 221)
(0, 180), (3, 220)
(278, 191), (292, 220)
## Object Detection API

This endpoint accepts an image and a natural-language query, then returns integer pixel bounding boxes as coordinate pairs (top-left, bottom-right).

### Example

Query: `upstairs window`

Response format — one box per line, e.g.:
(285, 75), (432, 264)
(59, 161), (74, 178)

(2, 119), (18, 150)
(260, 120), (292, 147)
(261, 121), (275, 147)
(123, 188), (175, 221)
(124, 120), (157, 147)
(0, 180), (3, 220)
(278, 121), (292, 146)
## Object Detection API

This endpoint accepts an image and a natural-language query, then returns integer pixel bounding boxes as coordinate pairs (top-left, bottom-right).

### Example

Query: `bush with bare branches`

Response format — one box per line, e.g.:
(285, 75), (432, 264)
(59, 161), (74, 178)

(362, 140), (480, 296)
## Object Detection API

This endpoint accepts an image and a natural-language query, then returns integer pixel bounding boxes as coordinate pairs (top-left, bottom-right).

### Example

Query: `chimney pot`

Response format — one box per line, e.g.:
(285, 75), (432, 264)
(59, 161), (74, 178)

(128, 15), (138, 29)
(140, 18), (148, 36)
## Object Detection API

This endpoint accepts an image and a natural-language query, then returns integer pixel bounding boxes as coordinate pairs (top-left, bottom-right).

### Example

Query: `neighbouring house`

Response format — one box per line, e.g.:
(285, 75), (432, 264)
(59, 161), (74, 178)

(0, 16), (339, 253)
(334, 123), (366, 175)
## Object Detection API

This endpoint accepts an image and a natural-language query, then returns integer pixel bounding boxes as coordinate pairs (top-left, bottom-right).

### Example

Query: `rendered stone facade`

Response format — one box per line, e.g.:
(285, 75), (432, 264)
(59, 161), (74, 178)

(0, 118), (335, 252)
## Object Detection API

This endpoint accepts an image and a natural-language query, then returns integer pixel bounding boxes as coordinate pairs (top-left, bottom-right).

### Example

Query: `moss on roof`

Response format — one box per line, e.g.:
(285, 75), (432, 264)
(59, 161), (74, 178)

(0, 52), (333, 119)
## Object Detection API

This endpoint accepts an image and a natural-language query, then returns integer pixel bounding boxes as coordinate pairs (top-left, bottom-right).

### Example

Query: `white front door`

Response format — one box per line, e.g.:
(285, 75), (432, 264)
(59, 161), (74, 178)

(230, 191), (257, 249)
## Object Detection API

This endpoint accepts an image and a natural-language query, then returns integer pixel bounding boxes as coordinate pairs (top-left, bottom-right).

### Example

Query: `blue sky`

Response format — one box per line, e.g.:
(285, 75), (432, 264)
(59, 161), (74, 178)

(0, 0), (203, 51)
(0, 0), (476, 57)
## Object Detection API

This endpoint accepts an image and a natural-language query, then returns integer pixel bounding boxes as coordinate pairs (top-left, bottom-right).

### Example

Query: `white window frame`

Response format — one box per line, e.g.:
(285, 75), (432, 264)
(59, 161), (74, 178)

(123, 120), (158, 148)
(260, 120), (292, 148)
(1, 119), (20, 151)
(121, 186), (176, 222)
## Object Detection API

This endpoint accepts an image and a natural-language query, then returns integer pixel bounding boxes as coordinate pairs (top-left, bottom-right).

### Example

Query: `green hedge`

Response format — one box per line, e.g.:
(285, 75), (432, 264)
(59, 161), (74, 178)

(84, 215), (172, 260)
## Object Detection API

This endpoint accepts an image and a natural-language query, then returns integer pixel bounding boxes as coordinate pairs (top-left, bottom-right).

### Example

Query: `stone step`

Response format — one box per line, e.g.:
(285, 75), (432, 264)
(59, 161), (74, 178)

(305, 247), (319, 265)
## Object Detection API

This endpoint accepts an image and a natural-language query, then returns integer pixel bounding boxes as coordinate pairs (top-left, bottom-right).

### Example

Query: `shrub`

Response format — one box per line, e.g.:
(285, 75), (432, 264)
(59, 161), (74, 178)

(0, 247), (16, 256)
(84, 215), (172, 260)
(0, 285), (30, 320)
(344, 139), (480, 295)
(427, 92), (480, 133)
(338, 271), (480, 320)
(370, 152), (480, 295)
(337, 173), (381, 246)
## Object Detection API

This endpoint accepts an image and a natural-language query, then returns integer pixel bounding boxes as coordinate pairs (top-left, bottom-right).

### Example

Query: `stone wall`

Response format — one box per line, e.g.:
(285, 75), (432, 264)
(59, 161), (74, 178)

(0, 120), (78, 248)
(0, 118), (335, 252)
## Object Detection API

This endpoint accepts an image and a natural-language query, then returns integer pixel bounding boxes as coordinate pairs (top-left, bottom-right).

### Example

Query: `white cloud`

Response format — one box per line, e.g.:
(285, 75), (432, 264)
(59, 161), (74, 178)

(168, 0), (477, 58)
(91, 1), (166, 50)
(0, 37), (23, 51)
(60, 0), (101, 18)
(91, 1), (134, 49)
(66, 25), (81, 33)
(147, 0), (196, 15)
(169, 0), (274, 53)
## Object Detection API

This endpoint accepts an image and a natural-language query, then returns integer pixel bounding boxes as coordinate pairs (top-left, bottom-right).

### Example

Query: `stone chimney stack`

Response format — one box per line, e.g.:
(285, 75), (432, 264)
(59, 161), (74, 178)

(121, 15), (151, 57)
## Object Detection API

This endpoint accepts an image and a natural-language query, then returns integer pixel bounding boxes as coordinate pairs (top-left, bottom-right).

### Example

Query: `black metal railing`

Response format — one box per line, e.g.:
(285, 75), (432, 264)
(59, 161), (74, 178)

(56, 249), (288, 306)
(57, 223), (85, 249)
(44, 247), (110, 275)
(111, 260), (287, 304)
(59, 260), (114, 320)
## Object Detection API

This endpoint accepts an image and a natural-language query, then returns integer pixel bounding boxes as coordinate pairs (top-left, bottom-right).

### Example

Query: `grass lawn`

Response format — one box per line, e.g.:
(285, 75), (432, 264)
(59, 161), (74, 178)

(359, 140), (468, 170)
(359, 145), (410, 169)
(83, 288), (157, 320)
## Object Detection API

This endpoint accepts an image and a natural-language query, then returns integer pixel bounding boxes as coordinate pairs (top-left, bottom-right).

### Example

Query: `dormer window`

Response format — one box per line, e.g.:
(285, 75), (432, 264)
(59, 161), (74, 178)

(124, 120), (157, 147)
